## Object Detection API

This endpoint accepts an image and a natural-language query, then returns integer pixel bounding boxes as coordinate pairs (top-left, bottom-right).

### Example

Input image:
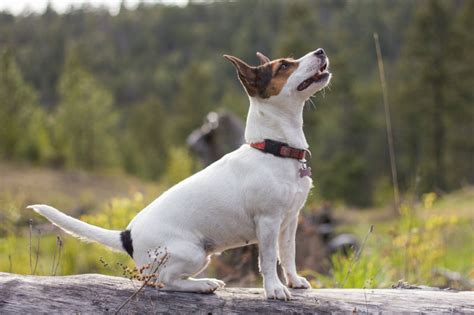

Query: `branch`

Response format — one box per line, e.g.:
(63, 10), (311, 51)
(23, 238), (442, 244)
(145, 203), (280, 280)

(0, 273), (472, 313)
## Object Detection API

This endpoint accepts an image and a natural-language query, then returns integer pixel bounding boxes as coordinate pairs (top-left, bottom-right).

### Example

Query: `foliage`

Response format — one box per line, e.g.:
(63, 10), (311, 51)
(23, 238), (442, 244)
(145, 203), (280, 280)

(0, 164), (164, 275)
(390, 193), (472, 284)
(0, 1), (472, 289)
(395, 0), (473, 192)
(309, 191), (473, 289)
(0, 0), (472, 205)
(80, 192), (146, 230)
(172, 62), (217, 142)
(162, 146), (195, 186)
(121, 97), (169, 179)
(0, 191), (145, 275)
(0, 50), (52, 163)
(53, 50), (118, 170)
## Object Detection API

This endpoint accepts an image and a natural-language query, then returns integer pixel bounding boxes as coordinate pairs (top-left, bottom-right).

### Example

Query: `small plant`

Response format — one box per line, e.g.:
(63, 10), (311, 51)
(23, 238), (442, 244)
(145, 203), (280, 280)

(307, 225), (382, 289)
(307, 190), (471, 289)
(387, 193), (463, 286)
(51, 235), (63, 276)
(341, 225), (374, 287)
(112, 247), (169, 314)
(28, 219), (41, 275)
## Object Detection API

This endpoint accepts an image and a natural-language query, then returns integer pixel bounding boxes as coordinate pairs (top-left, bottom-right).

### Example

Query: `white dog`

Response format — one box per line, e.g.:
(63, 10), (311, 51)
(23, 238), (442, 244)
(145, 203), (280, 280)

(29, 48), (331, 300)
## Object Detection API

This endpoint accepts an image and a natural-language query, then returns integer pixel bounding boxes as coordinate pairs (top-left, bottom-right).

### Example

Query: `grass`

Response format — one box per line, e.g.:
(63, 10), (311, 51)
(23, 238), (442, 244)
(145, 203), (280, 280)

(310, 188), (474, 289)
(0, 161), (161, 275)
(0, 161), (161, 214)
(1, 233), (132, 275)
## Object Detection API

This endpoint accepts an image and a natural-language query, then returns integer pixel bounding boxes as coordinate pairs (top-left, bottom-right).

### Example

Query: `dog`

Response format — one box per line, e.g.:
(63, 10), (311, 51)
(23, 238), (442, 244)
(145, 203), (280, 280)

(28, 48), (331, 300)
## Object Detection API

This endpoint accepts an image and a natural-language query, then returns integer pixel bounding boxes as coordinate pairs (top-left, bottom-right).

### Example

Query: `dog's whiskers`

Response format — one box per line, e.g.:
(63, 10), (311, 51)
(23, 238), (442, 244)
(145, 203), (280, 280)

(306, 97), (317, 110)
(321, 84), (332, 97)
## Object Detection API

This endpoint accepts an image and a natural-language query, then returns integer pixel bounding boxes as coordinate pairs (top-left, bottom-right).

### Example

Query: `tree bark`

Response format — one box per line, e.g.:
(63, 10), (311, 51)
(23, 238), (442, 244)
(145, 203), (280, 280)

(1, 273), (473, 314)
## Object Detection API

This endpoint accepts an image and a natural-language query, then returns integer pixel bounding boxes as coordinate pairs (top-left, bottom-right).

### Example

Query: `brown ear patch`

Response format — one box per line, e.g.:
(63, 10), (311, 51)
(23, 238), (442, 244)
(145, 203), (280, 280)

(224, 55), (259, 96)
(257, 58), (299, 98)
(224, 54), (298, 99)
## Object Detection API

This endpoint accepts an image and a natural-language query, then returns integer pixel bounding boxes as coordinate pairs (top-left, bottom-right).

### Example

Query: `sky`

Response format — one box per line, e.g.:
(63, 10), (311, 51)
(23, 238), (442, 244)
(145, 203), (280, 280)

(0, 0), (188, 15)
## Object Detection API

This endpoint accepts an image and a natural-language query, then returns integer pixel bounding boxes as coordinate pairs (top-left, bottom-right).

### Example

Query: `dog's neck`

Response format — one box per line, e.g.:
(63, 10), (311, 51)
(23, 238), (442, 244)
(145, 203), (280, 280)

(245, 97), (308, 149)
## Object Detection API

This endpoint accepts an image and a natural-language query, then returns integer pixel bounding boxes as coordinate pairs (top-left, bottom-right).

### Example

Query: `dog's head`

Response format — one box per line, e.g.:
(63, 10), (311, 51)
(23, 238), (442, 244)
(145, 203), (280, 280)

(224, 49), (331, 103)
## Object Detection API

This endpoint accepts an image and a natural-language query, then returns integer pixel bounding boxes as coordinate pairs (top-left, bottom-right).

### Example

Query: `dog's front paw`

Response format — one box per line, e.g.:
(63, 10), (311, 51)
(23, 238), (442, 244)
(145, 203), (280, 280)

(264, 281), (292, 300)
(287, 275), (311, 289)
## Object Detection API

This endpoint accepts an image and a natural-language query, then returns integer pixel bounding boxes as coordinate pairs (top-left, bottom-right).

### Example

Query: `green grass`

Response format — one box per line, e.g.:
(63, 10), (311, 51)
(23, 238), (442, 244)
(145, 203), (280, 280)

(0, 234), (133, 276)
(310, 189), (474, 289)
(0, 162), (161, 276)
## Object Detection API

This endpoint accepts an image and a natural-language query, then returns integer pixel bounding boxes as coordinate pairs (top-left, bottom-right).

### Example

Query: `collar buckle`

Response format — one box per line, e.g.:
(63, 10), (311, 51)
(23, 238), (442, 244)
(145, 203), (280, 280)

(263, 139), (288, 157)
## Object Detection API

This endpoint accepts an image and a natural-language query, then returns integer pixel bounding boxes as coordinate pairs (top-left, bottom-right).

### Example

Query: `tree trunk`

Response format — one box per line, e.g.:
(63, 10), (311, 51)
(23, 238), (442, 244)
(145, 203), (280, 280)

(1, 273), (473, 314)
(432, 77), (446, 190)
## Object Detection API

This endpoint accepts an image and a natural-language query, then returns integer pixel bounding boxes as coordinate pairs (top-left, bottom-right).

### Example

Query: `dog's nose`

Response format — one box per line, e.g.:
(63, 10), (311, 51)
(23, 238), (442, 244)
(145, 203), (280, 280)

(314, 48), (325, 57)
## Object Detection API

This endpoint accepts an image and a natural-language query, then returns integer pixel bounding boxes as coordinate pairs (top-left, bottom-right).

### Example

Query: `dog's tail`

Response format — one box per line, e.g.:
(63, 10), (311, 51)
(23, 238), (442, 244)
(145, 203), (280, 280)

(27, 204), (129, 255)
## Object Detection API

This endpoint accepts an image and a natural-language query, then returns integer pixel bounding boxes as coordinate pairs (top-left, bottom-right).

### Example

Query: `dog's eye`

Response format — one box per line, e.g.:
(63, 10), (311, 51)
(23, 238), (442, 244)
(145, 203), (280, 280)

(279, 63), (289, 72)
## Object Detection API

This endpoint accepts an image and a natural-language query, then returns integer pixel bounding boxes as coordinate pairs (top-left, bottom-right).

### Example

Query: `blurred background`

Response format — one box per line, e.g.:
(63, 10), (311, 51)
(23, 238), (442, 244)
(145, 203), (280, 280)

(0, 0), (472, 289)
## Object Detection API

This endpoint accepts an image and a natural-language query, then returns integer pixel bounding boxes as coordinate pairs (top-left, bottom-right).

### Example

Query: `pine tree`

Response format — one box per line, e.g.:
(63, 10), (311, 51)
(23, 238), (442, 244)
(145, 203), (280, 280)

(444, 0), (474, 187)
(396, 0), (465, 191)
(172, 62), (216, 142)
(274, 1), (320, 57)
(0, 49), (51, 162)
(53, 51), (118, 170)
(122, 97), (169, 179)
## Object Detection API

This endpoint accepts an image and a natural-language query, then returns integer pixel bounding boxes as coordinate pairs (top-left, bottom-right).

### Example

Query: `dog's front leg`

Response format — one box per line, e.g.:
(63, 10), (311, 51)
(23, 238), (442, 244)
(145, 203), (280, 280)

(279, 216), (311, 289)
(256, 216), (292, 300)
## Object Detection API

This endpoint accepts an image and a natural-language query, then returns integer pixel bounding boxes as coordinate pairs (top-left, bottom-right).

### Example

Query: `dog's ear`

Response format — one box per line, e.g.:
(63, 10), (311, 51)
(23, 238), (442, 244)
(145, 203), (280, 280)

(223, 55), (259, 96)
(256, 52), (270, 64)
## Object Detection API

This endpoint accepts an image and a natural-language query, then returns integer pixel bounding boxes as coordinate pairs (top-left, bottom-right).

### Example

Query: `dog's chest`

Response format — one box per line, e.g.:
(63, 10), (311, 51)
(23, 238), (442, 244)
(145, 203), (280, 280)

(282, 172), (312, 214)
(249, 152), (313, 216)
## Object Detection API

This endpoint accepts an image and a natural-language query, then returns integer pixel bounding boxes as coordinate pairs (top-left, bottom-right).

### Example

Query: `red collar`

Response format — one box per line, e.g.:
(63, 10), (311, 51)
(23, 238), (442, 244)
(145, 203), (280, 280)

(250, 139), (310, 161)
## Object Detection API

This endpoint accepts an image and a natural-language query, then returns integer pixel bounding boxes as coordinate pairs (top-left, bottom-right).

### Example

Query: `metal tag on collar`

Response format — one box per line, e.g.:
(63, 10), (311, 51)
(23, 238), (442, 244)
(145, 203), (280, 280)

(299, 159), (312, 178)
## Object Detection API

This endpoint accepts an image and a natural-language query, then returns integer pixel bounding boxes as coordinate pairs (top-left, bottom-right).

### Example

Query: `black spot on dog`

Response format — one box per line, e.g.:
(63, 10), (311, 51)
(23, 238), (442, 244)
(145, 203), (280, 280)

(120, 230), (134, 258)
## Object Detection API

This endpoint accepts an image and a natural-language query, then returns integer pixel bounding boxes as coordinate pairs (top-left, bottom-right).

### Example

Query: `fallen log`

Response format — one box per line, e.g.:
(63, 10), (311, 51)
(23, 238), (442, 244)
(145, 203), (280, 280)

(0, 273), (473, 313)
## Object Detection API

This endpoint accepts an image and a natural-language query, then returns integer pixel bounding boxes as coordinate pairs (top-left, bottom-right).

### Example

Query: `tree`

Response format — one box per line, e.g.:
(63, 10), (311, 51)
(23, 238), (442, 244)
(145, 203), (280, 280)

(395, 0), (469, 192)
(171, 62), (217, 142)
(444, 0), (474, 187)
(0, 0), (470, 204)
(0, 49), (51, 162)
(274, 1), (320, 58)
(121, 97), (169, 179)
(53, 51), (118, 170)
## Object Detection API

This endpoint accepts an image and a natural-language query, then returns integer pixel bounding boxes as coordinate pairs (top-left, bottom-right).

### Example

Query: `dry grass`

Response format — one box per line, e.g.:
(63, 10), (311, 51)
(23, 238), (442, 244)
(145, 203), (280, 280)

(0, 161), (161, 215)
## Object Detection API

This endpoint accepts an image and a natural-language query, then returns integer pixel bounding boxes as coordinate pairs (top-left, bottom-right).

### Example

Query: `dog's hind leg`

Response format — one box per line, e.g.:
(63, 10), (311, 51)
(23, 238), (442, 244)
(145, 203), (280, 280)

(141, 242), (225, 293)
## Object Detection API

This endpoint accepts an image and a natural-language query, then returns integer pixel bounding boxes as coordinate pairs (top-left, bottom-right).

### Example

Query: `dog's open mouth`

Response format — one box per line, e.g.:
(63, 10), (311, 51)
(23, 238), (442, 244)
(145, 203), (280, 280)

(297, 62), (330, 91)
